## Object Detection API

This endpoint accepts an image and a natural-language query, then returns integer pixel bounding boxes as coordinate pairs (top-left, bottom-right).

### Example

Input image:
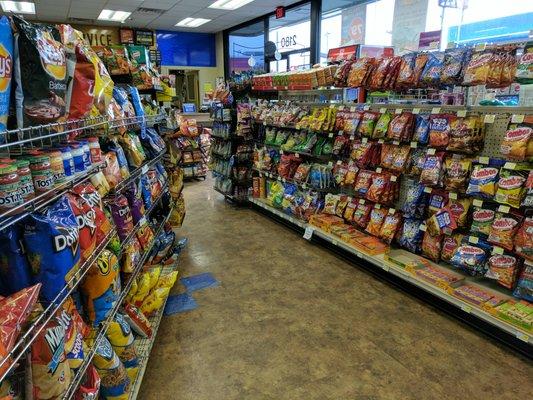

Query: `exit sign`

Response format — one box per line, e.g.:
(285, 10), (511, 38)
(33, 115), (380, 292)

(275, 6), (285, 19)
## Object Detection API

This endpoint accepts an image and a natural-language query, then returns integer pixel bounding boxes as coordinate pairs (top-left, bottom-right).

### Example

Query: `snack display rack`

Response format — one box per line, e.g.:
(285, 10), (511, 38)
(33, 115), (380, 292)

(248, 98), (533, 357)
(211, 101), (254, 202)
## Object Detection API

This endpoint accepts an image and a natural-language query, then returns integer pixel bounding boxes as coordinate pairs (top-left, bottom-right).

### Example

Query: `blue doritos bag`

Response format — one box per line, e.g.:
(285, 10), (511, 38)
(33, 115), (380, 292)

(24, 196), (80, 303)
(0, 225), (32, 294)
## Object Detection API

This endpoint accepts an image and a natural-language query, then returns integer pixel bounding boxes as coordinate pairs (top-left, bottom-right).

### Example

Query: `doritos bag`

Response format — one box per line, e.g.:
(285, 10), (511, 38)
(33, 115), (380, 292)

(71, 182), (112, 243)
(12, 16), (67, 128)
(24, 196), (80, 303)
(66, 192), (97, 262)
(0, 226), (32, 294)
(80, 249), (120, 326)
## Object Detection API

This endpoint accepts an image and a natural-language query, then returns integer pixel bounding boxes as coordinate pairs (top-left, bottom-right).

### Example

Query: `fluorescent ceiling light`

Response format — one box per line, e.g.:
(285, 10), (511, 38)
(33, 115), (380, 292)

(97, 9), (131, 22)
(175, 17), (211, 28)
(0, 1), (35, 14)
(209, 0), (254, 10)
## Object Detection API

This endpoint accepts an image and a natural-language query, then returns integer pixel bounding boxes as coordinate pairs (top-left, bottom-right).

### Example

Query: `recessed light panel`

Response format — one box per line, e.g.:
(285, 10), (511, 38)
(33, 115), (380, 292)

(176, 18), (211, 28)
(0, 1), (35, 14)
(208, 0), (254, 10)
(97, 9), (131, 22)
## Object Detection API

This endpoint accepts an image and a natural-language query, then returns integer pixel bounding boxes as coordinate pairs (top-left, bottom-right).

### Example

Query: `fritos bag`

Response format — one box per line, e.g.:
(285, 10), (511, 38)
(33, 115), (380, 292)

(13, 17), (67, 128)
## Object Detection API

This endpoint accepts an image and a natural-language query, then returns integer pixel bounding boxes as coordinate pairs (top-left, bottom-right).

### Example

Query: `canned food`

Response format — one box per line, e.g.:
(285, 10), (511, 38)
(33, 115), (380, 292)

(29, 155), (54, 193)
(14, 159), (34, 200)
(0, 163), (23, 214)
(88, 137), (102, 163)
(48, 150), (66, 187)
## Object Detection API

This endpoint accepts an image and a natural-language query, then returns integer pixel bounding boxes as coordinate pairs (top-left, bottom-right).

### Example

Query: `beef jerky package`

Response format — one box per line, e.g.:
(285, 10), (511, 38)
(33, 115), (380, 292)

(12, 16), (67, 128)
(57, 24), (95, 122)
(0, 16), (13, 138)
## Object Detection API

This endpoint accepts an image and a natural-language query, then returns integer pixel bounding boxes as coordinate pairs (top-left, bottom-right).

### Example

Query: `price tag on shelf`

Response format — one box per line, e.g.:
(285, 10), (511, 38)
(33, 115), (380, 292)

(328, 161), (334, 167)
(338, 130), (344, 135)
(282, 177), (286, 183)
(516, 332), (530, 343)
(478, 156), (489, 164)
(378, 139), (385, 144)
(379, 107), (387, 114)
(336, 160), (342, 165)
(359, 199), (366, 205)
(460, 304), (472, 314)
(363, 105), (371, 111)
(410, 141), (418, 148)
(427, 148), (436, 155)
(349, 135), (355, 140)
(469, 236), (479, 244)
(329, 104), (335, 109)
(457, 109), (467, 118)
(511, 114), (525, 124)
(388, 208), (396, 214)
(302, 183), (307, 189)
(420, 224), (427, 232)
(376, 167), (383, 173)
(295, 153), (300, 158)
(303, 226), (314, 240)
(473, 199), (483, 207)
(375, 204), (382, 209)
(484, 114), (496, 124)
(475, 42), (486, 51)
(362, 137), (368, 144)
(449, 192), (458, 200)
(277, 176), (281, 181)
(338, 106), (345, 111)
(392, 140), (400, 146)
(492, 246), (504, 255)
(141, 164), (149, 174)
(395, 108), (402, 115)
(503, 162), (517, 170)
(498, 205), (511, 214)
(391, 175), (397, 182)
(382, 263), (390, 272)
(431, 107), (441, 114)
(328, 133), (334, 138)
(139, 217), (147, 226)
(332, 240), (338, 246)
(412, 108), (420, 115)
(280, 149), (284, 154)
(423, 187), (432, 194)
(350, 106), (357, 112)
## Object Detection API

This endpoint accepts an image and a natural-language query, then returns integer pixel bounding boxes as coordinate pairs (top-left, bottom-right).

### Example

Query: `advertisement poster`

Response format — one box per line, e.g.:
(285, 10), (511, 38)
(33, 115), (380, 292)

(341, 3), (366, 45)
(392, 0), (430, 53)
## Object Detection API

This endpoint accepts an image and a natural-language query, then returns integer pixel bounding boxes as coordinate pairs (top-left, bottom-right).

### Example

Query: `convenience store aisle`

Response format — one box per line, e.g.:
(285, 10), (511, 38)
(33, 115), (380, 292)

(139, 178), (533, 400)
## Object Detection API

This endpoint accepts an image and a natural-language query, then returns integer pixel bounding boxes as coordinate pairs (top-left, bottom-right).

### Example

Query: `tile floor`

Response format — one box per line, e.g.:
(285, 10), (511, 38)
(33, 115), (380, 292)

(139, 178), (533, 400)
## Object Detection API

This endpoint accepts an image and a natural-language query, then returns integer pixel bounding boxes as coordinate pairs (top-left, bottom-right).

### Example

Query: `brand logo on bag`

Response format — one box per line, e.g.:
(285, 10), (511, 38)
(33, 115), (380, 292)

(492, 217), (517, 230)
(490, 254), (515, 268)
(498, 176), (525, 190)
(76, 209), (96, 235)
(520, 52), (533, 64)
(0, 44), (12, 92)
(473, 209), (494, 222)
(505, 127), (532, 141)
(471, 167), (498, 180)
(449, 203), (464, 214)
(53, 226), (79, 257)
(96, 254), (111, 276)
(468, 53), (492, 69)
(44, 324), (66, 374)
(36, 33), (66, 81)
(459, 245), (484, 256)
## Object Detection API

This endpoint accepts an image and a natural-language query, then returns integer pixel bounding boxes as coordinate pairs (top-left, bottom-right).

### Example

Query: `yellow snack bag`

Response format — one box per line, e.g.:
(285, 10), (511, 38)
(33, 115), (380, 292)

(140, 287), (171, 316)
(107, 314), (139, 382)
(125, 277), (138, 304)
(156, 271), (179, 290)
(131, 272), (151, 306)
(147, 266), (162, 291)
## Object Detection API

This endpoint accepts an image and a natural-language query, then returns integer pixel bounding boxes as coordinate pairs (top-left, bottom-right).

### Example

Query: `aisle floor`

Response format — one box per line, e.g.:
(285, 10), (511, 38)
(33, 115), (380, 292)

(140, 178), (533, 400)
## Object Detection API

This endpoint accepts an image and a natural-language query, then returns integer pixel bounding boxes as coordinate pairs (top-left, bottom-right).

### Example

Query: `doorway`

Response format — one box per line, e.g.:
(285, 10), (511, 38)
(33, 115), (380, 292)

(169, 69), (200, 111)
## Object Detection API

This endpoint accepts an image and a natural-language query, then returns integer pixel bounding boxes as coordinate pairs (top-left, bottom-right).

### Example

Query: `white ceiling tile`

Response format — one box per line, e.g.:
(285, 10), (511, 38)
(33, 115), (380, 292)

(139, 0), (177, 8)
(176, 0), (214, 6)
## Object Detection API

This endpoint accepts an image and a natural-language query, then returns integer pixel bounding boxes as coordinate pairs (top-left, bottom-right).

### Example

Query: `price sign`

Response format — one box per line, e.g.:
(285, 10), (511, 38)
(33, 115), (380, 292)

(457, 109), (467, 117)
(484, 114), (496, 124)
(303, 226), (314, 240)
(431, 107), (441, 114)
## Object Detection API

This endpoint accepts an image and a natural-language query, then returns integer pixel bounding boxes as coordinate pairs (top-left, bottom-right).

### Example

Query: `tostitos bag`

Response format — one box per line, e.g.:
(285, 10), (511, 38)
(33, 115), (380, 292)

(106, 314), (139, 381)
(91, 337), (130, 400)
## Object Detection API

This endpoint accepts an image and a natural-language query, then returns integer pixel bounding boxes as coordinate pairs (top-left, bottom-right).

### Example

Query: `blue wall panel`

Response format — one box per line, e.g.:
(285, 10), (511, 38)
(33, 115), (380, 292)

(156, 30), (216, 67)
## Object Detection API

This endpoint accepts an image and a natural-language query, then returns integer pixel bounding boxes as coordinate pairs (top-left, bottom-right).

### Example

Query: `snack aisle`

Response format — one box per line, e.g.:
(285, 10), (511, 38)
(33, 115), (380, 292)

(0, 15), (186, 400)
(247, 42), (533, 356)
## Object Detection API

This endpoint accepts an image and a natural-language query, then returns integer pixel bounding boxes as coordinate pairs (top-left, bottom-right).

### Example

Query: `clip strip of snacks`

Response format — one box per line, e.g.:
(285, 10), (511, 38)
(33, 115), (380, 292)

(210, 98), (254, 202)
(248, 99), (533, 355)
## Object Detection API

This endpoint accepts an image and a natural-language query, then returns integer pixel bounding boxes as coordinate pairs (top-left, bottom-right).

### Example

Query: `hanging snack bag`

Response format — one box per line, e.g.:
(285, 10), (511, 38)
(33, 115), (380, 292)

(80, 249), (120, 326)
(379, 212), (401, 244)
(343, 199), (358, 221)
(109, 195), (134, 242)
(323, 193), (339, 214)
(74, 364), (100, 400)
(471, 206), (496, 237)
(441, 47), (471, 84)
(462, 51), (493, 85)
(421, 230), (443, 262)
(366, 173), (389, 203)
(103, 152), (123, 189)
(357, 111), (380, 137)
(335, 195), (350, 218)
(488, 212), (521, 251)
(396, 53), (417, 87)
(28, 311), (71, 399)
(24, 197), (80, 303)
(398, 218), (424, 253)
(447, 116), (483, 154)
(500, 124), (532, 161)
(443, 158), (472, 192)
(466, 165), (499, 198)
(124, 181), (146, 224)
(373, 112), (392, 139)
(365, 207), (387, 236)
(413, 114), (430, 144)
(71, 182), (112, 243)
(60, 297), (88, 372)
(402, 184), (426, 218)
(140, 174), (153, 210)
(121, 237), (141, 274)
(420, 52), (445, 85)
(387, 112), (414, 142)
(485, 254), (520, 290)
(106, 313), (138, 382)
(0, 226), (32, 294)
(136, 221), (155, 252)
(515, 217), (533, 260)
(12, 17), (67, 128)
(419, 152), (445, 187)
(449, 240), (490, 276)
(66, 192), (96, 262)
(495, 169), (527, 208)
(426, 207), (457, 236)
(408, 148), (427, 176)
(515, 41), (533, 84)
(447, 197), (471, 228)
(513, 264), (533, 302)
(427, 191), (448, 215)
(428, 114), (453, 149)
(352, 202), (372, 229)
(0, 17), (12, 136)
(92, 336), (130, 400)
(441, 233), (463, 263)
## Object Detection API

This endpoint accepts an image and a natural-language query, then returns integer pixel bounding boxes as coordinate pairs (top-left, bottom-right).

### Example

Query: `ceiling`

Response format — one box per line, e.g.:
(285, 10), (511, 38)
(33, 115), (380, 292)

(16, 0), (304, 33)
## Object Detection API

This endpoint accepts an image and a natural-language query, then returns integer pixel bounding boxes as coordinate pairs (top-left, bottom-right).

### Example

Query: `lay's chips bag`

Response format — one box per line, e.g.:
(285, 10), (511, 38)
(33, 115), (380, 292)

(0, 16), (12, 139)
(23, 196), (80, 304)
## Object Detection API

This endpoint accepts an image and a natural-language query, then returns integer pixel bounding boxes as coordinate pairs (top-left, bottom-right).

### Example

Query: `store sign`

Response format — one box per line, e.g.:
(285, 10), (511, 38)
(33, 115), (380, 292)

(119, 28), (135, 45)
(359, 45), (394, 58)
(271, 22), (310, 53)
(349, 17), (364, 42)
(419, 30), (441, 50)
(275, 6), (285, 19)
(327, 45), (358, 63)
(80, 29), (115, 46)
(135, 30), (154, 46)
(341, 3), (365, 45)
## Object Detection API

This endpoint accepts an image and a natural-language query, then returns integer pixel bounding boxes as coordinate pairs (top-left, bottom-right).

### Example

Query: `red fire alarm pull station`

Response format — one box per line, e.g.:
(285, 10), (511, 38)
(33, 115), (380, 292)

(275, 6), (285, 19)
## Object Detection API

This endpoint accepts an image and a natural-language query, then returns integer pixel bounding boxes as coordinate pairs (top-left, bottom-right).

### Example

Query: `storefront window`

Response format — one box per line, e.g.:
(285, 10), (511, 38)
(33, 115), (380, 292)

(268, 3), (311, 71)
(320, 0), (395, 63)
(228, 21), (265, 74)
(425, 0), (533, 49)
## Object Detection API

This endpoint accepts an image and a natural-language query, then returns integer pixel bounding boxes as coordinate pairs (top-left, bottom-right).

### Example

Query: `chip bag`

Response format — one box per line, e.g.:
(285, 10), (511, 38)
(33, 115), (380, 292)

(421, 231), (443, 262)
(466, 165), (499, 198)
(500, 124), (532, 161)
(74, 364), (100, 400)
(365, 207), (387, 236)
(66, 192), (97, 262)
(471, 207), (496, 237)
(515, 217), (533, 261)
(397, 218), (424, 253)
(495, 169), (527, 208)
(443, 158), (471, 192)
(379, 212), (401, 244)
(487, 212), (521, 251)
(428, 114), (453, 149)
(140, 287), (170, 316)
(0, 226), (32, 294)
(0, 16), (12, 136)
(123, 303), (152, 338)
(71, 182), (112, 244)
(92, 336), (130, 400)
(109, 195), (134, 242)
(485, 254), (520, 290)
(106, 313), (138, 382)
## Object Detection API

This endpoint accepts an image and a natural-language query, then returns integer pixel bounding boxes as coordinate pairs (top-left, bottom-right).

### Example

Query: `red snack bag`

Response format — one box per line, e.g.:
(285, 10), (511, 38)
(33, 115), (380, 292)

(413, 53), (429, 86)
(353, 170), (373, 196)
(368, 57), (392, 89)
(428, 114), (454, 149)
(387, 112), (414, 142)
(515, 217), (533, 260)
(352, 202), (373, 228)
(487, 212), (522, 251)
(428, 190), (449, 215)
(72, 182), (112, 243)
(391, 145), (411, 173)
(348, 57), (375, 87)
(441, 233), (464, 262)
(396, 53), (417, 87)
(485, 254), (521, 289)
(379, 212), (402, 244)
(366, 172), (390, 203)
(380, 144), (395, 169)
(365, 207), (388, 236)
(419, 152), (445, 187)
(66, 192), (96, 262)
(421, 230), (443, 262)
(123, 303), (153, 338)
(382, 56), (402, 88)
(75, 364), (101, 400)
